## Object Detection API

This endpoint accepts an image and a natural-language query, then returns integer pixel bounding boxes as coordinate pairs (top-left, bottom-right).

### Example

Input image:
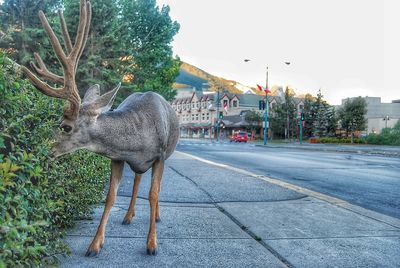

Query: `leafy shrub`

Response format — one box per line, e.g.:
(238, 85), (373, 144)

(314, 137), (366, 144)
(0, 52), (110, 266)
(366, 123), (400, 146)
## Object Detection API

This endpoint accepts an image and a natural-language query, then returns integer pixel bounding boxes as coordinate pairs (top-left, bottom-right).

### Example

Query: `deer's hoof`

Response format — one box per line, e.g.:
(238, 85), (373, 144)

(85, 238), (104, 257)
(85, 249), (100, 257)
(147, 247), (158, 256)
(156, 217), (161, 223)
(122, 218), (132, 225)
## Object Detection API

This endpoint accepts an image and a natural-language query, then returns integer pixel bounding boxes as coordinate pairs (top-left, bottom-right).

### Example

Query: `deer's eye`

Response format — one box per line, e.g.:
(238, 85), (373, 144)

(60, 125), (73, 133)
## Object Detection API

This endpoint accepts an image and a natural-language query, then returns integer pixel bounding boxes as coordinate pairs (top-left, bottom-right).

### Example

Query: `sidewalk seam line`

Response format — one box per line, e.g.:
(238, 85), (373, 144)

(169, 165), (294, 268)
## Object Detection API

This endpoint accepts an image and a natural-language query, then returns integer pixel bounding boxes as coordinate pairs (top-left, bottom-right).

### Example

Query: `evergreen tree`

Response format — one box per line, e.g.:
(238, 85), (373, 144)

(0, 0), (61, 65)
(302, 93), (315, 137)
(270, 87), (296, 140)
(270, 102), (286, 139)
(283, 87), (297, 140)
(63, 0), (122, 94)
(302, 90), (337, 137)
(325, 105), (337, 136)
(119, 0), (180, 101)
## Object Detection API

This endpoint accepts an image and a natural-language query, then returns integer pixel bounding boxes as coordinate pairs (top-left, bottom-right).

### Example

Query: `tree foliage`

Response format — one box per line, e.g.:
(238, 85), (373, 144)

(338, 97), (367, 142)
(366, 121), (400, 145)
(244, 110), (263, 136)
(118, 0), (181, 101)
(270, 87), (297, 139)
(0, 0), (61, 65)
(63, 0), (123, 92)
(302, 90), (336, 138)
(0, 0), (181, 101)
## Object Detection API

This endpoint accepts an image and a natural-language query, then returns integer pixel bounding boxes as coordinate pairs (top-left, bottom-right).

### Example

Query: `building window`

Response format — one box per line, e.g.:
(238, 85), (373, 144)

(195, 114), (199, 121)
(191, 114), (194, 121)
(223, 99), (228, 107)
(233, 100), (238, 107)
(192, 103), (195, 109)
(206, 113), (210, 120)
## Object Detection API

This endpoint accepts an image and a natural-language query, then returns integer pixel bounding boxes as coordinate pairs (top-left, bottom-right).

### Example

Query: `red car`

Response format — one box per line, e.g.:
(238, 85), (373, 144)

(230, 132), (249, 142)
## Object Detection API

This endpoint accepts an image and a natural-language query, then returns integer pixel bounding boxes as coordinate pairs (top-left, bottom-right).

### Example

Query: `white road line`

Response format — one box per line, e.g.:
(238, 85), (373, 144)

(175, 150), (400, 229)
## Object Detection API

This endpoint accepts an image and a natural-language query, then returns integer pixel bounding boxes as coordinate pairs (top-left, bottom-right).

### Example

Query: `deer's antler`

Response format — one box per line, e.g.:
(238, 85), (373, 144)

(21, 0), (92, 121)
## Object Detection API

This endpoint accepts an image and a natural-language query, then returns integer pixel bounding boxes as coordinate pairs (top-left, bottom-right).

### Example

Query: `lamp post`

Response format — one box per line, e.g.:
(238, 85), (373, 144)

(264, 67), (269, 145)
(216, 89), (220, 142)
(383, 115), (390, 129)
(244, 60), (290, 145)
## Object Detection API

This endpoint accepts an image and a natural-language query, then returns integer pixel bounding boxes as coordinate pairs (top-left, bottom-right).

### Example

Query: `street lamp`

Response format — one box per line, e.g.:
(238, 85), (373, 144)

(264, 66), (269, 145)
(383, 115), (390, 129)
(244, 60), (290, 145)
(216, 89), (221, 142)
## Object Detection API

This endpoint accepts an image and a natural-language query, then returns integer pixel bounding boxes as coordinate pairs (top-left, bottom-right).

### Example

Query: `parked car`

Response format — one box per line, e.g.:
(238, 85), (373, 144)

(230, 132), (249, 142)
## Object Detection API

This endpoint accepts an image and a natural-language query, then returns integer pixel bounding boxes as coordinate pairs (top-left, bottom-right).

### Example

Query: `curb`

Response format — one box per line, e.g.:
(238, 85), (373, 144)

(254, 144), (400, 158)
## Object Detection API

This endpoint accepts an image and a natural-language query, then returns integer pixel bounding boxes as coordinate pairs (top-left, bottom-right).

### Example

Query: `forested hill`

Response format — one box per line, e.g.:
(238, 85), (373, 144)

(174, 62), (263, 95)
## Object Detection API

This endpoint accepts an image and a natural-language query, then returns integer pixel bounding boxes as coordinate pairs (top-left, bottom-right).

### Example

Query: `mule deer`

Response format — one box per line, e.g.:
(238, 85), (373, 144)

(20, 0), (179, 256)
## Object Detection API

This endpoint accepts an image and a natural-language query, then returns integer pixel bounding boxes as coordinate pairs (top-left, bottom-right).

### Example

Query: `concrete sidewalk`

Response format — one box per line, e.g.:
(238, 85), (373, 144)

(60, 153), (400, 267)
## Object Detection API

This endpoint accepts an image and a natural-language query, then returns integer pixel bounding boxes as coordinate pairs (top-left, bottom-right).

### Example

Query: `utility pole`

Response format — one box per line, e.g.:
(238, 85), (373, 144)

(300, 111), (304, 144)
(264, 67), (269, 145)
(216, 90), (220, 142)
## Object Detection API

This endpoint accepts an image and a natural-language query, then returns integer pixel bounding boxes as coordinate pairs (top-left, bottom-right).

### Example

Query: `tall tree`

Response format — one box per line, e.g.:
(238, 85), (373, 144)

(244, 110), (262, 138)
(0, 0), (61, 65)
(302, 93), (315, 137)
(119, 0), (180, 101)
(302, 90), (337, 138)
(63, 0), (122, 93)
(338, 97), (367, 143)
(283, 87), (297, 140)
(270, 87), (296, 140)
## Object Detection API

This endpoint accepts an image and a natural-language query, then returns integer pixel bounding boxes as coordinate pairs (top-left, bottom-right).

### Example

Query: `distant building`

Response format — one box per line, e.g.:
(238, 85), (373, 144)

(171, 90), (263, 138)
(172, 88), (305, 139)
(339, 97), (400, 134)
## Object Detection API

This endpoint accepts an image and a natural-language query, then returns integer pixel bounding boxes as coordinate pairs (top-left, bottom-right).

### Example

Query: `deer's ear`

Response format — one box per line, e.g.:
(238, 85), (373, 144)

(83, 84), (101, 103)
(90, 83), (121, 113)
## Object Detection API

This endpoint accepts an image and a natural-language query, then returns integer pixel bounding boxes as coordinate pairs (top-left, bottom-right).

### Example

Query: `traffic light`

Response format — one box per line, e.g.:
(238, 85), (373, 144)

(300, 112), (304, 121)
(259, 100), (266, 110)
(219, 112), (223, 119)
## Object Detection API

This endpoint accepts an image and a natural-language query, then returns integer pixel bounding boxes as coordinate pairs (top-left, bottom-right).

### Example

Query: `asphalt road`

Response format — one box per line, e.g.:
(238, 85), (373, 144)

(175, 139), (400, 219)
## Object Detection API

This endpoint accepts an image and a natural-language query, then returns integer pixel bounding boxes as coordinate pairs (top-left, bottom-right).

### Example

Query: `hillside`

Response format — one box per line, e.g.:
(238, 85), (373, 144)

(174, 62), (263, 95)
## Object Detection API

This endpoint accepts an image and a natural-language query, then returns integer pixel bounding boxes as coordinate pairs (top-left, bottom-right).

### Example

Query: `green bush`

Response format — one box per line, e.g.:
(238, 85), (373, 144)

(314, 137), (366, 144)
(0, 52), (110, 266)
(366, 123), (400, 146)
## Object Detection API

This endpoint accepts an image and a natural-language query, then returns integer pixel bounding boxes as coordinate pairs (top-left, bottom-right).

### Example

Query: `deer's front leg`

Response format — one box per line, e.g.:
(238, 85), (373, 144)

(122, 173), (142, 225)
(85, 160), (124, 257)
(147, 159), (164, 255)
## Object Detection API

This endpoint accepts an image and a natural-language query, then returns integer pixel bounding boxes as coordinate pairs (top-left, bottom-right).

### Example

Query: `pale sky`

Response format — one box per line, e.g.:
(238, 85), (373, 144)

(157, 0), (398, 105)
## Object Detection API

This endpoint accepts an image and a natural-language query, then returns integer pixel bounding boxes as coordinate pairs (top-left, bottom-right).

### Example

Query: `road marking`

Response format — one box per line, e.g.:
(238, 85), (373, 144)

(175, 151), (400, 229)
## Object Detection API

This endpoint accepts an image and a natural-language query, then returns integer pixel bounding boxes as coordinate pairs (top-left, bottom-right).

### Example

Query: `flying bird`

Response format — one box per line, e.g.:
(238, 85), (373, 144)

(244, 59), (251, 62)
(284, 61), (291, 65)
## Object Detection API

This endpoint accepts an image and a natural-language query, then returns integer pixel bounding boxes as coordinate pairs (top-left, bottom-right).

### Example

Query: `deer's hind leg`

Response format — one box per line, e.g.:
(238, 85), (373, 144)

(146, 159), (164, 255)
(122, 172), (142, 225)
(85, 160), (124, 257)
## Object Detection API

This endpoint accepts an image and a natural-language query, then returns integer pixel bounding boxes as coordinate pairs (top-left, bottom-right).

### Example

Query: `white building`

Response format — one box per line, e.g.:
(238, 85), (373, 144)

(339, 97), (400, 134)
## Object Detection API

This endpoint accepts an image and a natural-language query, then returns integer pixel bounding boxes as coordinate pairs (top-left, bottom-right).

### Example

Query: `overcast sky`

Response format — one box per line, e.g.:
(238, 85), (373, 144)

(157, 0), (398, 105)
